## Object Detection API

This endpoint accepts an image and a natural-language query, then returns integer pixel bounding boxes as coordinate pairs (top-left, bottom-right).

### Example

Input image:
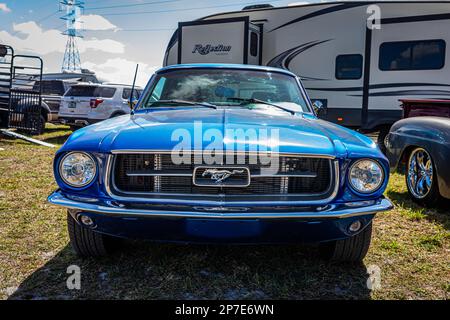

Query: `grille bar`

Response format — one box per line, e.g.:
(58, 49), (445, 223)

(111, 152), (335, 200)
(125, 170), (317, 178)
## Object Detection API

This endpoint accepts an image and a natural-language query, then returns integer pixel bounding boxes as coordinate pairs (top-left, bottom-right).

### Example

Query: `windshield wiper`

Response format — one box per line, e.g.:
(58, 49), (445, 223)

(226, 97), (296, 115)
(149, 99), (217, 109)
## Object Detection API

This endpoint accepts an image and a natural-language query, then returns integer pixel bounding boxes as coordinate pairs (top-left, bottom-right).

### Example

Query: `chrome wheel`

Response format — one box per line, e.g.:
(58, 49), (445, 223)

(407, 148), (434, 199)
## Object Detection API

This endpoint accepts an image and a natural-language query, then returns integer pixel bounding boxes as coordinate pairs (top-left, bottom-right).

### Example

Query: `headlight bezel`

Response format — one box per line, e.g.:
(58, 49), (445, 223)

(58, 151), (97, 188)
(348, 158), (385, 195)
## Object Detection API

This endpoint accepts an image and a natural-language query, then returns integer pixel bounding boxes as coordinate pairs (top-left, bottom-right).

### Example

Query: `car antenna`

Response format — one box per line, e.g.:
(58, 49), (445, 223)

(130, 64), (139, 116)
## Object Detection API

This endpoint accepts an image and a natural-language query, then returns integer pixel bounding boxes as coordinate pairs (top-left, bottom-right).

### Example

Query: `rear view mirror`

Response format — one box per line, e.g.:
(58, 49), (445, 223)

(215, 86), (235, 98)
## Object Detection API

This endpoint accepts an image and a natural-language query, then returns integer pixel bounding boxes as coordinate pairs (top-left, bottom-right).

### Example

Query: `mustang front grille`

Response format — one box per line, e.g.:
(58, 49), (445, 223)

(109, 153), (336, 200)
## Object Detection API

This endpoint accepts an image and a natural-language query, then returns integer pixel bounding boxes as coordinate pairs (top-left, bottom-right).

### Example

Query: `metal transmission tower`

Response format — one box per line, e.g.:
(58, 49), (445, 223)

(60, 0), (84, 72)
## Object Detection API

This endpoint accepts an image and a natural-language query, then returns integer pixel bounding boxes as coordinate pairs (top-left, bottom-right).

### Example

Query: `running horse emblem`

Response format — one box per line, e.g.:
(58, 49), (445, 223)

(202, 169), (245, 183)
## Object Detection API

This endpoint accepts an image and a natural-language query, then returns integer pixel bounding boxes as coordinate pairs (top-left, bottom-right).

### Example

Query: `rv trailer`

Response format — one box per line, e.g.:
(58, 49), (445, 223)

(163, 1), (450, 144)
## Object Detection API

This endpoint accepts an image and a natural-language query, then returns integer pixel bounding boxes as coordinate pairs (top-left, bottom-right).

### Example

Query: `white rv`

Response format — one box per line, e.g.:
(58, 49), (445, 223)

(163, 1), (450, 144)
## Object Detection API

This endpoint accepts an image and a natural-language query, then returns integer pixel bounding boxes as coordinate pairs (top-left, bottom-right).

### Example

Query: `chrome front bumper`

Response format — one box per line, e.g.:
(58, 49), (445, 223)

(48, 190), (393, 219)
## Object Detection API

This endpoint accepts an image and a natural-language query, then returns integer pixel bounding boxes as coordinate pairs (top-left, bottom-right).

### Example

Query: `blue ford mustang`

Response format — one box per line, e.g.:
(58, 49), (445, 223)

(48, 64), (392, 262)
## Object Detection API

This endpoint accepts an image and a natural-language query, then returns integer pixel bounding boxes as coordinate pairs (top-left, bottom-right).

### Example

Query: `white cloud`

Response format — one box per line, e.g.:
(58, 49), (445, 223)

(0, 21), (125, 55)
(0, 3), (11, 13)
(79, 14), (119, 31)
(83, 58), (159, 87)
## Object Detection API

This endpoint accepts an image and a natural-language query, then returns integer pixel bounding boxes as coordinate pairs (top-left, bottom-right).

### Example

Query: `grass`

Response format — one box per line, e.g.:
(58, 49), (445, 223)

(0, 124), (449, 300)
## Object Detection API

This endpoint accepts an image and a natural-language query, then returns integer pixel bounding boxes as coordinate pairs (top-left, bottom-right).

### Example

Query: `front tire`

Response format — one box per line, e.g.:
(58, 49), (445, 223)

(406, 147), (441, 207)
(67, 212), (116, 257)
(320, 222), (372, 263)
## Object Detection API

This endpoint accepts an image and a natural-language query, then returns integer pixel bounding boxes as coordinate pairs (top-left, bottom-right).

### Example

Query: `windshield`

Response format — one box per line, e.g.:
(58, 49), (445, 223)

(139, 69), (310, 113)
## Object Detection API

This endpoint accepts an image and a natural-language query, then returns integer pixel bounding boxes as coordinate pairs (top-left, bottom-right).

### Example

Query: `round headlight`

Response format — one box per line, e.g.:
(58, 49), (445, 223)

(59, 152), (96, 188)
(349, 159), (384, 194)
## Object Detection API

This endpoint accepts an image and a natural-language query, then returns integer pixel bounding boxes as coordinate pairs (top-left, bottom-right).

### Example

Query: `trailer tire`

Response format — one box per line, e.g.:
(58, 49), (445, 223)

(67, 212), (118, 258)
(377, 126), (390, 154)
(22, 114), (46, 136)
(319, 222), (372, 263)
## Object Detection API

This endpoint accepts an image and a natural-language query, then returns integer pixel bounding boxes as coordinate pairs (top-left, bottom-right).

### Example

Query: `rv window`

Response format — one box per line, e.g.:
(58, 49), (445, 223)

(335, 54), (363, 80)
(379, 40), (445, 71)
(250, 32), (258, 57)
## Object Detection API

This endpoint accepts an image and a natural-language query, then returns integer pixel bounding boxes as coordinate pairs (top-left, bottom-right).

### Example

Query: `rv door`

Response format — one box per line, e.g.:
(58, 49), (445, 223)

(177, 17), (261, 65)
(365, 18), (450, 130)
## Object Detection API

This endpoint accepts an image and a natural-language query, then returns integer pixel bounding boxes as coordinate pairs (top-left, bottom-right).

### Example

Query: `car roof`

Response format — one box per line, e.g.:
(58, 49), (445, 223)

(157, 63), (297, 77)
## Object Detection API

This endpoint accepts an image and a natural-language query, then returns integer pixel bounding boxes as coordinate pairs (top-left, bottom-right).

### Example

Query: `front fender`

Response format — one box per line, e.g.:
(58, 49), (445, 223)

(387, 128), (450, 199)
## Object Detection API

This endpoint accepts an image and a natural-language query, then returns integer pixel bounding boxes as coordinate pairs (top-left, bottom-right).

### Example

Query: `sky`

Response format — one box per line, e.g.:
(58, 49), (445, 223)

(0, 0), (344, 86)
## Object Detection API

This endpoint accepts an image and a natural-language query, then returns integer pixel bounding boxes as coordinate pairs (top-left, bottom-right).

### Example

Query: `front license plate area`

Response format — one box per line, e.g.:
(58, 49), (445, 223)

(186, 219), (261, 239)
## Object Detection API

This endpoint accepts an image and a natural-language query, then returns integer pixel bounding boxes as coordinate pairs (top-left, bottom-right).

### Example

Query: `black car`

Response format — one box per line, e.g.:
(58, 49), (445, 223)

(386, 116), (450, 206)
(31, 71), (101, 132)
(33, 80), (74, 124)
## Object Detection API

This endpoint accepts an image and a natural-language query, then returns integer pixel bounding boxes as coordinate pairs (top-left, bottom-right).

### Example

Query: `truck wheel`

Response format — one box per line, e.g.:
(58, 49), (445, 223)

(67, 212), (116, 257)
(28, 115), (46, 135)
(320, 222), (372, 263)
(406, 147), (441, 207)
(377, 126), (390, 154)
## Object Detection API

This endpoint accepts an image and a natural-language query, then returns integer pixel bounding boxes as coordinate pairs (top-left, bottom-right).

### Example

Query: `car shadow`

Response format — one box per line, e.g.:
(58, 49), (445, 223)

(42, 126), (70, 133)
(387, 189), (450, 230)
(39, 133), (72, 145)
(9, 242), (372, 300)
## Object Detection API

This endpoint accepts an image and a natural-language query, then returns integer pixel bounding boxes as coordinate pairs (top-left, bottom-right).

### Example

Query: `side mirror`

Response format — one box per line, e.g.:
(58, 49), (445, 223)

(312, 99), (326, 117)
(128, 99), (138, 109)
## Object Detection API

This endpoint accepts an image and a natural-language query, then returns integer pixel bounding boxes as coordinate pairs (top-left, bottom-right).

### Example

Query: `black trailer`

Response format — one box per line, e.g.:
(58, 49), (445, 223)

(0, 44), (44, 135)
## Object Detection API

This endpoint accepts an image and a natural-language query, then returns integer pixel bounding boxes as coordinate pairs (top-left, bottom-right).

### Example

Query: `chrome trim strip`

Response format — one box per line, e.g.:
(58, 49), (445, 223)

(126, 172), (317, 178)
(110, 150), (336, 159)
(126, 172), (192, 177)
(48, 191), (393, 219)
(104, 155), (340, 206)
(253, 173), (317, 178)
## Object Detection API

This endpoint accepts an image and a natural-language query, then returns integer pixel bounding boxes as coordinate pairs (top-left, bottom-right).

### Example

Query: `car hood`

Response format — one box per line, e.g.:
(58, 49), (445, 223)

(60, 107), (380, 159)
